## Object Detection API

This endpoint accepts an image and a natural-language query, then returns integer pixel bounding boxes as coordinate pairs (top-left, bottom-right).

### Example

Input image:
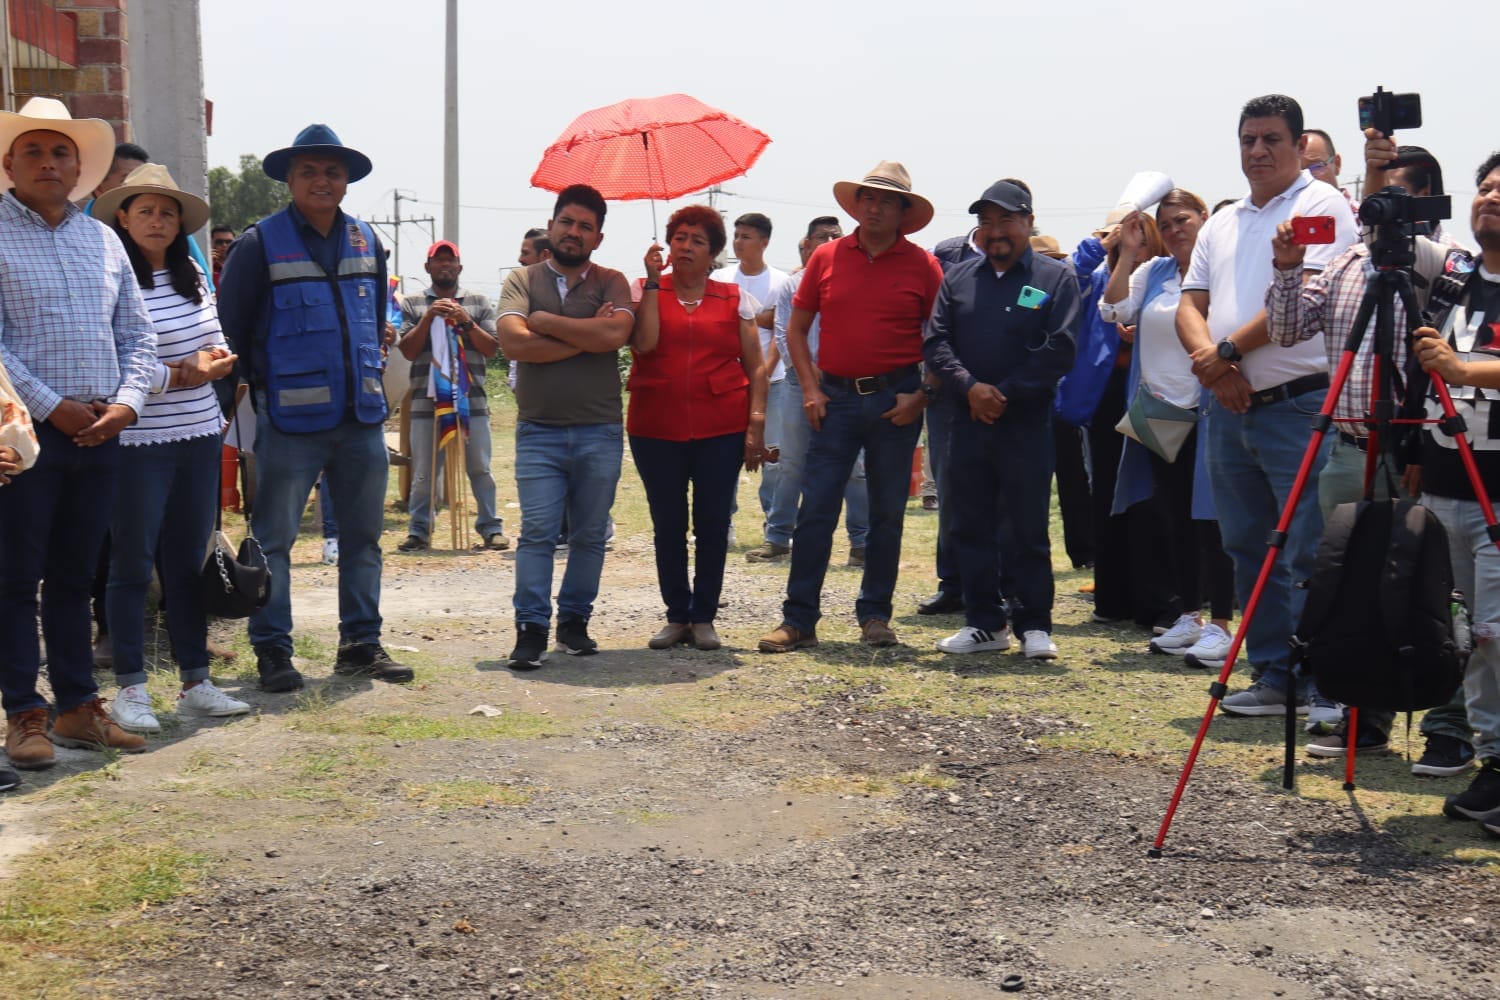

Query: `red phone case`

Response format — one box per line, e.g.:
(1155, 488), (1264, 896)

(1293, 216), (1336, 245)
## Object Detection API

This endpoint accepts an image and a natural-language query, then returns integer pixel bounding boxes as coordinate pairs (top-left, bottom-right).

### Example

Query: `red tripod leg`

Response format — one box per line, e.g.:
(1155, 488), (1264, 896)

(1344, 705), (1359, 791)
(1149, 350), (1358, 857)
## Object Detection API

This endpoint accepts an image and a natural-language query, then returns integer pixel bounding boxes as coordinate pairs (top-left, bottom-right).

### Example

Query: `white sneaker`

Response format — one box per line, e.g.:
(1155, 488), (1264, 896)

(178, 680), (251, 718)
(322, 538), (339, 566)
(1150, 614), (1203, 654)
(937, 626), (1012, 654)
(110, 683), (160, 733)
(1183, 623), (1231, 668)
(1022, 630), (1058, 660)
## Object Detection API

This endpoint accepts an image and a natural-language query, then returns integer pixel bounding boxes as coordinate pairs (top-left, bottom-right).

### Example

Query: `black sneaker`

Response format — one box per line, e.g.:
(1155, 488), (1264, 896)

(0, 764), (19, 793)
(1443, 759), (1500, 820)
(396, 534), (429, 552)
(256, 647), (304, 693)
(509, 623), (548, 671)
(1412, 734), (1477, 777)
(333, 643), (415, 683)
(1306, 727), (1390, 758)
(556, 617), (599, 656)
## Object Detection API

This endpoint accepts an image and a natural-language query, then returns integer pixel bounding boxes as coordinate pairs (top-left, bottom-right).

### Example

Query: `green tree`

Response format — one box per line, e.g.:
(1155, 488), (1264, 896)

(207, 154), (290, 233)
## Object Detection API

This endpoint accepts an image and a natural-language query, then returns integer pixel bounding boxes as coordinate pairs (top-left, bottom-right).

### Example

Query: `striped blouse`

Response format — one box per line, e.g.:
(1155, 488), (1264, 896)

(123, 264), (228, 447)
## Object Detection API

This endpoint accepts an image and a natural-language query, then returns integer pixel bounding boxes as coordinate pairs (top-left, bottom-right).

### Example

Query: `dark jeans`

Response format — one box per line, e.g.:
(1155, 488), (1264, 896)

(107, 435), (220, 688)
(1088, 367), (1133, 619)
(1054, 421), (1094, 568)
(931, 398), (1005, 604)
(631, 432), (743, 623)
(0, 423), (119, 715)
(1146, 428), (1234, 620)
(783, 373), (923, 631)
(951, 413), (1056, 634)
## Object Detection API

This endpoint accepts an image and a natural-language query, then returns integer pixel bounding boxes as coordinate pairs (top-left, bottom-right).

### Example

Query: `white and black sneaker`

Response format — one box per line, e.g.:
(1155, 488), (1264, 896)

(936, 626), (1012, 654)
(1182, 623), (1231, 669)
(1150, 614), (1202, 654)
(556, 617), (599, 656)
(509, 624), (549, 671)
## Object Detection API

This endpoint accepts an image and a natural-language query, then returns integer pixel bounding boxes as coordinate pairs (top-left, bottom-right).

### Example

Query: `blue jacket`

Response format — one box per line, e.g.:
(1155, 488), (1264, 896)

(1109, 255), (1216, 519)
(248, 207), (385, 432)
(1054, 237), (1118, 426)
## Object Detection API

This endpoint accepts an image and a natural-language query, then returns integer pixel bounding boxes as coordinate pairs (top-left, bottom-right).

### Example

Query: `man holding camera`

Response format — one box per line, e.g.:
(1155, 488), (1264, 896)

(1266, 134), (1475, 772)
(1408, 151), (1500, 827)
(1175, 94), (1356, 718)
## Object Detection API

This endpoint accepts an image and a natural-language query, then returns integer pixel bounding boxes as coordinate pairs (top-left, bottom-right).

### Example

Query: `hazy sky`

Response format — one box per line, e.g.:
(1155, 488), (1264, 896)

(203, 1), (1485, 300)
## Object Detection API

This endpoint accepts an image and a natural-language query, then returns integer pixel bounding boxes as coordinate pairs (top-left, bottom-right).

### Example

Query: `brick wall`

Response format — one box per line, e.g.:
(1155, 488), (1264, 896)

(14, 0), (131, 141)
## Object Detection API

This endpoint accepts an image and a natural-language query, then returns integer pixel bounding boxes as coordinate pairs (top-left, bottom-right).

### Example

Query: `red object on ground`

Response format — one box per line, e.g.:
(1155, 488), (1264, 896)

(530, 93), (771, 201)
(220, 444), (240, 512)
(910, 444), (924, 498)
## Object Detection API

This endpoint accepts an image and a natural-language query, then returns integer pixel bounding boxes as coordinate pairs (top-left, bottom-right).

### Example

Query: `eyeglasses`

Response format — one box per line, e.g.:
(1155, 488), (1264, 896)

(1306, 158), (1335, 175)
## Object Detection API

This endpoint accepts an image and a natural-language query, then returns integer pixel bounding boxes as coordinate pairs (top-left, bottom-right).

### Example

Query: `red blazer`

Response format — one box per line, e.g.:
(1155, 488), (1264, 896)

(626, 276), (749, 441)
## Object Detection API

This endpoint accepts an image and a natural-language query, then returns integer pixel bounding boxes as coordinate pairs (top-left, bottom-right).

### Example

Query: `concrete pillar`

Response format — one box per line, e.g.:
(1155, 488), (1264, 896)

(126, 0), (208, 240)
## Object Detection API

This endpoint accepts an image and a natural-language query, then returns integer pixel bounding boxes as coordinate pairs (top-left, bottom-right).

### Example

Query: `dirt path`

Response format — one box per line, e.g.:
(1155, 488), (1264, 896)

(3, 502), (1498, 998)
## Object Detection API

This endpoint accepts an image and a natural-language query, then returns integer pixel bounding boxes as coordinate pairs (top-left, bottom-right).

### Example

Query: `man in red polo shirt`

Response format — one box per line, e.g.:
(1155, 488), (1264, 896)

(759, 161), (944, 652)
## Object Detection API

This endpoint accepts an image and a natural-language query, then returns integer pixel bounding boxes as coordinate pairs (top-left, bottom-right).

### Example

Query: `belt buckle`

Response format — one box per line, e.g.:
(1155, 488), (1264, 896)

(1251, 389), (1275, 407)
(854, 376), (879, 395)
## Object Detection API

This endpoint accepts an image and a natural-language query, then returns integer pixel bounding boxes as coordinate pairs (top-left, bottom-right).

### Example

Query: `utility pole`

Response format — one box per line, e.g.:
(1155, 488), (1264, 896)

(369, 190), (435, 293)
(443, 0), (459, 243)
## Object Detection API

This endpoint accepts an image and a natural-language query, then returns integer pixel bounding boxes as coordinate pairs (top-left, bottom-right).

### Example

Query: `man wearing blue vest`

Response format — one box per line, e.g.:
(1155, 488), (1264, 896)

(218, 124), (411, 691)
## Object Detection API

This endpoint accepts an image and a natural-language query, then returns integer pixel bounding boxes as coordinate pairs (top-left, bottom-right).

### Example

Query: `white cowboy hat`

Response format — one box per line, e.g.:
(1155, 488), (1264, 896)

(90, 162), (210, 233)
(0, 97), (114, 202)
(832, 160), (935, 235)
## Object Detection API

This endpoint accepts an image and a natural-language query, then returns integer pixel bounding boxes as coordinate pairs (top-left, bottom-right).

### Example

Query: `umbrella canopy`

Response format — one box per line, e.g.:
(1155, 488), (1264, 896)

(530, 93), (771, 201)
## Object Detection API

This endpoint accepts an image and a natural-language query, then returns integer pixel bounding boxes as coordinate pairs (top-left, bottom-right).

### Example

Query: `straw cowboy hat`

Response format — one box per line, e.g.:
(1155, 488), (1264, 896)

(89, 162), (210, 233)
(262, 123), (373, 184)
(0, 96), (114, 202)
(832, 160), (935, 235)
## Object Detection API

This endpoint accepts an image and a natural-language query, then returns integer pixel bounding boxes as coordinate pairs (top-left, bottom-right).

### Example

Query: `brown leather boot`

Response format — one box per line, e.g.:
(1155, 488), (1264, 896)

(49, 698), (147, 754)
(5, 707), (55, 770)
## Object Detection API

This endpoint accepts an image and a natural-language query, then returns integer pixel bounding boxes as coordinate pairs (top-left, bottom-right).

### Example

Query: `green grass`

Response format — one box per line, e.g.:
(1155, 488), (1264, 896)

(526, 927), (687, 998)
(294, 709), (565, 741)
(403, 779), (533, 811)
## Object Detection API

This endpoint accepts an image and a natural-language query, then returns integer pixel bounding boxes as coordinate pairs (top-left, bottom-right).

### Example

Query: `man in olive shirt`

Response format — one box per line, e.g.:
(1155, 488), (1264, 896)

(496, 184), (634, 669)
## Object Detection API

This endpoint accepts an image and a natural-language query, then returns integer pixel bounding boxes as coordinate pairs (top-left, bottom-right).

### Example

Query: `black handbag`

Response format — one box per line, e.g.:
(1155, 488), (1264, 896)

(201, 402), (271, 619)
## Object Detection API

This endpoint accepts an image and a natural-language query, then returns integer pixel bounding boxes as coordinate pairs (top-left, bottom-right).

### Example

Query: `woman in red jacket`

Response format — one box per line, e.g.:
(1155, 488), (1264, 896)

(630, 205), (768, 650)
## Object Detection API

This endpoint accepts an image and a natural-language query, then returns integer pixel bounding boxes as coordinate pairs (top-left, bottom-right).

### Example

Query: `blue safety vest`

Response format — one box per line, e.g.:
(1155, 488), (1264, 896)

(257, 209), (387, 432)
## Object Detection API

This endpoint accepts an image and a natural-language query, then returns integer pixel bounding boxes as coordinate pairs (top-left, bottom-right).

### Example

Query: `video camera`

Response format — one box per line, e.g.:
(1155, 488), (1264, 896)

(1355, 88), (1449, 270)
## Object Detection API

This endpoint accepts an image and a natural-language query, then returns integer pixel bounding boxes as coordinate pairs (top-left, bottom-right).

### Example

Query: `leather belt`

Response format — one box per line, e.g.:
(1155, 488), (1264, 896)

(1246, 372), (1329, 410)
(1337, 431), (1369, 453)
(819, 363), (922, 396)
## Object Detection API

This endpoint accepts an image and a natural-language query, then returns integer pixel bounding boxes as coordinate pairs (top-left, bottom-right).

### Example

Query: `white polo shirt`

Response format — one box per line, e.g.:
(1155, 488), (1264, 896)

(1183, 171), (1356, 391)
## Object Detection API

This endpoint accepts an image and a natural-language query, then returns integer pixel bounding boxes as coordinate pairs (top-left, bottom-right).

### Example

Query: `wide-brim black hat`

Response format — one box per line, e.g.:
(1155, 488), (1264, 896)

(263, 123), (372, 183)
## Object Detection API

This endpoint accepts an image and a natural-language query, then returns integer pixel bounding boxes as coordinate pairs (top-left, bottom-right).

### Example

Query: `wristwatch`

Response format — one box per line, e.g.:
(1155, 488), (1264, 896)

(455, 319), (475, 333)
(1216, 338), (1242, 363)
(920, 383), (938, 404)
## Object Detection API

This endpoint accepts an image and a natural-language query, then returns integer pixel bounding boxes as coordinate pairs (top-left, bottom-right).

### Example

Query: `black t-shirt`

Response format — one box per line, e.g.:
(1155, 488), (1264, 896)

(1420, 270), (1500, 501)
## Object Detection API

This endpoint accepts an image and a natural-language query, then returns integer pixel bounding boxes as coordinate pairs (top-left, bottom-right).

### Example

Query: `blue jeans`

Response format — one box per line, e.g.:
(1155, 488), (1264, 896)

(107, 434), (220, 687)
(631, 432), (742, 622)
(930, 397), (1006, 603)
(249, 411), (388, 653)
(407, 412), (503, 541)
(767, 371), (867, 548)
(1205, 390), (1330, 691)
(951, 413), (1056, 634)
(513, 421), (622, 627)
(1420, 494), (1496, 756)
(782, 373), (922, 631)
(317, 473), (337, 539)
(756, 379), (784, 519)
(0, 423), (119, 714)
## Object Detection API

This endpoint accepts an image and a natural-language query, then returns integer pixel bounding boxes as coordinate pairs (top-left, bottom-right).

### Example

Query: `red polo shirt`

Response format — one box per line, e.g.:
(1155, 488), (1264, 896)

(792, 229), (944, 378)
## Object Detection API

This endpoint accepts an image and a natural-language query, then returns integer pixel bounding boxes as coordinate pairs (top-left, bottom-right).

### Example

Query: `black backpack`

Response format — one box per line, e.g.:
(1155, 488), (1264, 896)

(1292, 499), (1463, 712)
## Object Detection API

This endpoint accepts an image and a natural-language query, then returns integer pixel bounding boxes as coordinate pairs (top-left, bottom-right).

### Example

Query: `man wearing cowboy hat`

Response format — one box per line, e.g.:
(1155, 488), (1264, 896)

(0, 97), (157, 772)
(758, 161), (944, 653)
(217, 124), (409, 693)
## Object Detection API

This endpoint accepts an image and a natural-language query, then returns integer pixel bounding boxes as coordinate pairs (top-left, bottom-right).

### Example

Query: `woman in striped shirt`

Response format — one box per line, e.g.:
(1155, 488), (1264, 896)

(91, 164), (247, 734)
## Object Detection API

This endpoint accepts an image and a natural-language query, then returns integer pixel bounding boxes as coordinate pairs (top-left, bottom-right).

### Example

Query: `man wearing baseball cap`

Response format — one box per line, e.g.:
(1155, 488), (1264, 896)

(395, 240), (506, 552)
(758, 160), (944, 653)
(0, 97), (157, 772)
(218, 123), (410, 691)
(923, 180), (1080, 660)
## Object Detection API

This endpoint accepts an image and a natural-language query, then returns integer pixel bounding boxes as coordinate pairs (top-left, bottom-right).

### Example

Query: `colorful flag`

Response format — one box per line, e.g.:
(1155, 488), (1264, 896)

(430, 319), (470, 449)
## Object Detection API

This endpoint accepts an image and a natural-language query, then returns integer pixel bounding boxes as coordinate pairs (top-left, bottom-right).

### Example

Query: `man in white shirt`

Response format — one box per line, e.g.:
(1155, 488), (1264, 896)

(718, 213), (791, 551)
(1176, 93), (1356, 718)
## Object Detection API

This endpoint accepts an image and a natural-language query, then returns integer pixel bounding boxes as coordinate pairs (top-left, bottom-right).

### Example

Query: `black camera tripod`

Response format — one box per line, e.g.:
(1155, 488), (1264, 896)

(1149, 247), (1500, 856)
